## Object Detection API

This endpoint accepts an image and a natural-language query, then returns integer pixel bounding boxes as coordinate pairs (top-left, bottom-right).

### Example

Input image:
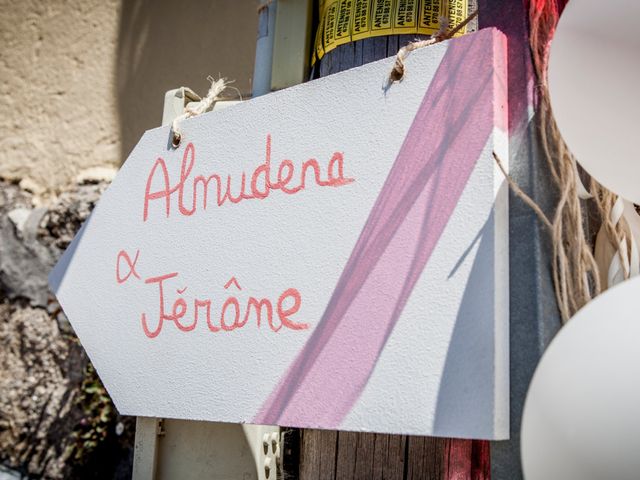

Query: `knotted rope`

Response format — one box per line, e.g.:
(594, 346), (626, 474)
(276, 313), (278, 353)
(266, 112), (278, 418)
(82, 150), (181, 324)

(519, 1), (602, 321)
(390, 10), (479, 82)
(171, 76), (228, 148)
(495, 1), (639, 321)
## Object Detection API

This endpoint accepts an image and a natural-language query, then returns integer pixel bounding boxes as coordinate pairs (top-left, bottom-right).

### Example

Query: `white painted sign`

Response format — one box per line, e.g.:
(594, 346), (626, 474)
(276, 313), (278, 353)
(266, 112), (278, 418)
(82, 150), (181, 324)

(50, 28), (509, 439)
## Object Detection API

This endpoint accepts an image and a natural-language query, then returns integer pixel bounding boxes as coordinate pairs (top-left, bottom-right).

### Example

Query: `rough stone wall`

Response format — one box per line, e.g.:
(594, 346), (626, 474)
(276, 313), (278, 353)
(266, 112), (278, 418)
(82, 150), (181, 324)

(0, 1), (258, 476)
(0, 180), (134, 479)
(0, 11), (125, 473)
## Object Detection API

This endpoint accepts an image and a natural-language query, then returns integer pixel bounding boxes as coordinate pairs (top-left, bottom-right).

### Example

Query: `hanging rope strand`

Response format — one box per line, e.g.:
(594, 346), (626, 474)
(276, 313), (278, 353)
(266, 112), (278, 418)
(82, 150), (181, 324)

(528, 0), (602, 321)
(390, 9), (479, 82)
(171, 77), (228, 148)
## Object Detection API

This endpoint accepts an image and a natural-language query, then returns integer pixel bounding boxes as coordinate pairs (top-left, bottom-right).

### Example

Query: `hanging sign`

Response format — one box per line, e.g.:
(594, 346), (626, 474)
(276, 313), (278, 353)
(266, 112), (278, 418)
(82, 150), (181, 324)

(50, 28), (509, 439)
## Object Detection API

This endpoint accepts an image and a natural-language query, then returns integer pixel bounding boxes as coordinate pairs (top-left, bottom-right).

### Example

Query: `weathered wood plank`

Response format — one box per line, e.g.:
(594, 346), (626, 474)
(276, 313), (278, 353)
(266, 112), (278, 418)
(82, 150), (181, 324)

(318, 35), (429, 78)
(472, 440), (491, 479)
(335, 431), (373, 480)
(361, 36), (389, 65)
(405, 436), (446, 480)
(300, 429), (338, 480)
(373, 433), (406, 480)
(334, 432), (407, 480)
(443, 439), (473, 479)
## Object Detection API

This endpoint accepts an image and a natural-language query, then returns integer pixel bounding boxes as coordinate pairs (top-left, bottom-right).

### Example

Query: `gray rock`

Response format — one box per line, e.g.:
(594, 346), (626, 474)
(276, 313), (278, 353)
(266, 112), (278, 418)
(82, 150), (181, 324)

(0, 184), (55, 307)
(0, 465), (24, 480)
(0, 301), (87, 479)
(1, 178), (134, 478)
(0, 181), (107, 307)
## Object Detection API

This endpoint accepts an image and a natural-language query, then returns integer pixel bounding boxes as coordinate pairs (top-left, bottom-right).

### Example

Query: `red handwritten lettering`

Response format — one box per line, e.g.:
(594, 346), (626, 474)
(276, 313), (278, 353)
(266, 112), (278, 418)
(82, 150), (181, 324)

(220, 296), (240, 331)
(143, 158), (177, 221)
(143, 134), (354, 221)
(141, 272), (197, 338)
(224, 276), (242, 290)
(277, 288), (307, 330)
(244, 297), (272, 329)
(116, 249), (141, 284)
(139, 274), (306, 338)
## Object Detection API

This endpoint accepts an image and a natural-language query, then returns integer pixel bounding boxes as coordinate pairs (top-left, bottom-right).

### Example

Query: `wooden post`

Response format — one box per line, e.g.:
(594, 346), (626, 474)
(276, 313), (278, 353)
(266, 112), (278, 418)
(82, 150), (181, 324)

(478, 1), (563, 478)
(133, 417), (162, 480)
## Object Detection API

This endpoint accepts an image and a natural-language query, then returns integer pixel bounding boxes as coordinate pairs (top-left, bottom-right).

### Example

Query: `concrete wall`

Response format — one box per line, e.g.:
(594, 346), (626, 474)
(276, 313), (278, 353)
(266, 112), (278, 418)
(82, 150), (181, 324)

(0, 0), (258, 194)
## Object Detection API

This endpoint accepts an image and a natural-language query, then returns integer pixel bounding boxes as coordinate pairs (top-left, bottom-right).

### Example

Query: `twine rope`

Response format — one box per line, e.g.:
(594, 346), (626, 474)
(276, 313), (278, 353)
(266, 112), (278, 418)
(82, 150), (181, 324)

(507, 0), (602, 322)
(498, 11), (639, 320)
(565, 58), (640, 289)
(390, 9), (479, 82)
(171, 76), (228, 147)
(493, 152), (552, 231)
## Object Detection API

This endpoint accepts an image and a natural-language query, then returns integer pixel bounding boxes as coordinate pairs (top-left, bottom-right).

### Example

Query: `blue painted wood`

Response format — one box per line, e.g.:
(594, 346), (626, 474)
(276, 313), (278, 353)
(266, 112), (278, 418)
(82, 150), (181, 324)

(476, 1), (562, 479)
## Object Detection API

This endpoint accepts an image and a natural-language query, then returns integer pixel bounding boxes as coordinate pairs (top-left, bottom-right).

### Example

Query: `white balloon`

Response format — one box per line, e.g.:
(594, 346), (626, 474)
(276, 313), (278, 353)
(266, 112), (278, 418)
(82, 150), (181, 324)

(548, 0), (640, 204)
(521, 277), (640, 480)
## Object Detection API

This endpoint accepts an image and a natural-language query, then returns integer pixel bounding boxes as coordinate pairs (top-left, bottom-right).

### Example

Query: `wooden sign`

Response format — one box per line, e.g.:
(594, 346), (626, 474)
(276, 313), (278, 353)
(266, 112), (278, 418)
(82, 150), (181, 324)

(50, 28), (509, 439)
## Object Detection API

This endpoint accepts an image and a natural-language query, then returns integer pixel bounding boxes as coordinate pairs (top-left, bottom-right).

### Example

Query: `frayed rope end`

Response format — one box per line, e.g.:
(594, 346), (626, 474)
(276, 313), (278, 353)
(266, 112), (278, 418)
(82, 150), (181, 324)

(171, 77), (230, 148)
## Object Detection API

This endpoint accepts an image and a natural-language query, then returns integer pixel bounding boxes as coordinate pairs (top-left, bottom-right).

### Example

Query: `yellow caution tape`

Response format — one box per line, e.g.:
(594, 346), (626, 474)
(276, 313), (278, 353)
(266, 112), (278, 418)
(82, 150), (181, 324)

(313, 0), (474, 65)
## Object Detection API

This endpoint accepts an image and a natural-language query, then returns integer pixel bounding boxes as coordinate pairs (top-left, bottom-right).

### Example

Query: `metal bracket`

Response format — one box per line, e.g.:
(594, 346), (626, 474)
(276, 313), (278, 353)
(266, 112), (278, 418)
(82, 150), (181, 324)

(161, 87), (201, 127)
(162, 86), (241, 131)
(133, 417), (163, 480)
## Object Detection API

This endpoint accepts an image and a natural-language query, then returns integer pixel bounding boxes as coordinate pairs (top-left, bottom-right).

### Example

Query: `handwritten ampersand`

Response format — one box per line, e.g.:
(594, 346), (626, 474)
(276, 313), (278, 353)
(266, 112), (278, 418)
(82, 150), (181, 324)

(116, 249), (141, 284)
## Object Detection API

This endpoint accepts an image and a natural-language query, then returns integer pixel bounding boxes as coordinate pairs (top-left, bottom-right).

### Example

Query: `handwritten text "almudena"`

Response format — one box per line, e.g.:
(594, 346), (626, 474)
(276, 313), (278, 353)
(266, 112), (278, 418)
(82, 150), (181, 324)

(143, 134), (355, 221)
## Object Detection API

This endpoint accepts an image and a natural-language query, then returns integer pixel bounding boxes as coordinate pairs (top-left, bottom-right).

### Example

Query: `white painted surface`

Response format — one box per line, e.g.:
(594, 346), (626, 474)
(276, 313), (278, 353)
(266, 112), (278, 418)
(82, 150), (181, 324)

(522, 276), (640, 480)
(549, 0), (640, 204)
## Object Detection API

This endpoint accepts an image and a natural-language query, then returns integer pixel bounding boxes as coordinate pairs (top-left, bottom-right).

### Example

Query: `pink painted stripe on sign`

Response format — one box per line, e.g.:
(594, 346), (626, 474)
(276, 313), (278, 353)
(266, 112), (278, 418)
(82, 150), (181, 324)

(254, 28), (507, 429)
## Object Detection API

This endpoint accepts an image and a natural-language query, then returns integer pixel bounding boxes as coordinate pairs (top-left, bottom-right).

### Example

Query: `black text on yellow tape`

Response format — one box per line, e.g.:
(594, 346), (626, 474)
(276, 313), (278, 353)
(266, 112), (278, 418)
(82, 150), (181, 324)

(312, 0), (472, 65)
